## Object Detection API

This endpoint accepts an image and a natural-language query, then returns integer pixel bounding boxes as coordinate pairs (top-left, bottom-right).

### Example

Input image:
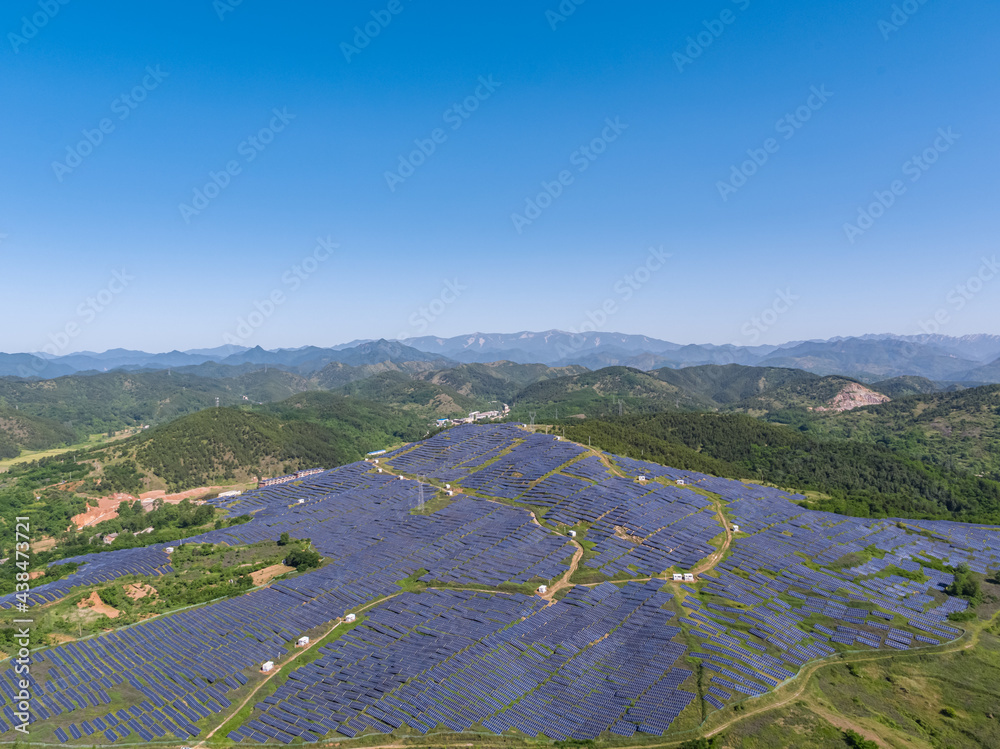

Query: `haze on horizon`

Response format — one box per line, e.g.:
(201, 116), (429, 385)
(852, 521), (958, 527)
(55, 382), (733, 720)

(1, 1), (998, 354)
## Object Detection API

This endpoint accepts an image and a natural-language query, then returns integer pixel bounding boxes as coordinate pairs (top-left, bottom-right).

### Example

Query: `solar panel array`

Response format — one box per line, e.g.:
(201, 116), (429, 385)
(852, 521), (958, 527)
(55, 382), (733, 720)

(232, 583), (694, 743)
(3, 423), (999, 745)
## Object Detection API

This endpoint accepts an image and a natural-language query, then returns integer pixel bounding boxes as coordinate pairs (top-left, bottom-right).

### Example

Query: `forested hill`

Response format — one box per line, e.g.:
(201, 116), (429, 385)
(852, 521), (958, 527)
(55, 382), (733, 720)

(93, 394), (432, 491)
(560, 413), (1000, 524)
(0, 407), (76, 459)
(798, 384), (1000, 480)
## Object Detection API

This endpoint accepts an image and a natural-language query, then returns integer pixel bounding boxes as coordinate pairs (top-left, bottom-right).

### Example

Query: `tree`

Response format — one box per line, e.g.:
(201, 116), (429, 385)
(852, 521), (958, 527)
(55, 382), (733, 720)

(278, 532), (291, 546)
(843, 730), (878, 749)
(285, 547), (321, 570)
(946, 564), (982, 603)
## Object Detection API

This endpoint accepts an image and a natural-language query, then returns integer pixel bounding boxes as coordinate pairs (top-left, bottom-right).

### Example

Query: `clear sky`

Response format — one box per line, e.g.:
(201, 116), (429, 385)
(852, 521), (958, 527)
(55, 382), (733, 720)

(1, 0), (998, 353)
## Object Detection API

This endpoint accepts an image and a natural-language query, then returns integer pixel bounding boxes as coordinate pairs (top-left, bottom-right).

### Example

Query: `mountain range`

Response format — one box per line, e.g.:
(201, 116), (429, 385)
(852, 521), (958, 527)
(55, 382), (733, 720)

(4, 332), (1000, 383)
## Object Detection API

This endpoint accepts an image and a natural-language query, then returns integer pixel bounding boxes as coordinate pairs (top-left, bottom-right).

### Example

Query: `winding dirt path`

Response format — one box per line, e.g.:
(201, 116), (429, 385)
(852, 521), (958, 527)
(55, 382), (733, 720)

(197, 592), (403, 746)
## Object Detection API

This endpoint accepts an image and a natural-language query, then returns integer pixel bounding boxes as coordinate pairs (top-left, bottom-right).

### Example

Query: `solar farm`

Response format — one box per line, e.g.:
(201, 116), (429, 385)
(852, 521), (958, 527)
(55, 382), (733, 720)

(4, 423), (1000, 745)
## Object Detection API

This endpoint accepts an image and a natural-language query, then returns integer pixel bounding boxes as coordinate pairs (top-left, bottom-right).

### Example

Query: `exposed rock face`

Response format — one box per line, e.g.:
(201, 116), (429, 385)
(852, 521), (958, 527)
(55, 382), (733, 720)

(814, 382), (891, 412)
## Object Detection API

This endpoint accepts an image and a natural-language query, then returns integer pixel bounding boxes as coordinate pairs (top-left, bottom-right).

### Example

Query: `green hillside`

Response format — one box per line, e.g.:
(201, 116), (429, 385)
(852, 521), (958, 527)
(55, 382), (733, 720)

(652, 364), (822, 406)
(561, 412), (1000, 523)
(869, 375), (946, 398)
(800, 385), (1000, 481)
(336, 371), (480, 415)
(0, 407), (77, 459)
(96, 394), (432, 491)
(416, 361), (587, 402)
(511, 366), (712, 419)
(0, 369), (312, 437)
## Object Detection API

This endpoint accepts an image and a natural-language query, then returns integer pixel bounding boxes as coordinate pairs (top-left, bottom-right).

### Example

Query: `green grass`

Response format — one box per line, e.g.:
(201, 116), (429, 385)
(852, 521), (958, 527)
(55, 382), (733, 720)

(0, 431), (127, 473)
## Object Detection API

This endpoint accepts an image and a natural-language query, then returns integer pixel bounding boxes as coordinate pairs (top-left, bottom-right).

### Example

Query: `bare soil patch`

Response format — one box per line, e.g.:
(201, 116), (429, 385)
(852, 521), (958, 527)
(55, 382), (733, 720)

(77, 591), (120, 619)
(31, 536), (56, 552)
(251, 564), (295, 586)
(125, 583), (157, 601)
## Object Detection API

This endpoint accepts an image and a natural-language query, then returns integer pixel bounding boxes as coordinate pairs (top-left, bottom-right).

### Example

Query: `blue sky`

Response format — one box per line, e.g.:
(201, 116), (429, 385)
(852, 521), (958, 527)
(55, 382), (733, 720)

(1, 0), (998, 353)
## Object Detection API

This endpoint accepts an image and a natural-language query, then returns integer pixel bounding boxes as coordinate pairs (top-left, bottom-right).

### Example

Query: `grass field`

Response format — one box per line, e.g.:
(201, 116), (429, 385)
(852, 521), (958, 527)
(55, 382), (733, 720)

(0, 431), (132, 473)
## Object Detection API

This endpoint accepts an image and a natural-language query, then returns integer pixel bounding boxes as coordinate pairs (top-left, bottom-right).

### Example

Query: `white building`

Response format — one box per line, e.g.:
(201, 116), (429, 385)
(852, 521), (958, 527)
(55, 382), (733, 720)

(677, 479), (687, 485)
(261, 661), (274, 672)
(732, 524), (740, 533)
(537, 585), (548, 595)
(567, 530), (577, 538)
(672, 573), (683, 581)
(683, 573), (695, 582)
(296, 636), (309, 646)
(165, 546), (175, 554)
(345, 613), (356, 623)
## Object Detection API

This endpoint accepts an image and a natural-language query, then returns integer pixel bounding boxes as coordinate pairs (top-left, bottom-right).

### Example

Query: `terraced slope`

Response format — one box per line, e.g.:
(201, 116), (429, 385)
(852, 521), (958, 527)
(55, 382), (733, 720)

(1, 423), (997, 746)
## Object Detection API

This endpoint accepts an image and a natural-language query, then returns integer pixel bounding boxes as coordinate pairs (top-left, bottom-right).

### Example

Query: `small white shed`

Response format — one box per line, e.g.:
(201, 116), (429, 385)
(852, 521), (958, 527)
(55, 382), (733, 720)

(261, 661), (274, 672)
(345, 613), (357, 623)
(296, 636), (309, 646)
(537, 585), (548, 595)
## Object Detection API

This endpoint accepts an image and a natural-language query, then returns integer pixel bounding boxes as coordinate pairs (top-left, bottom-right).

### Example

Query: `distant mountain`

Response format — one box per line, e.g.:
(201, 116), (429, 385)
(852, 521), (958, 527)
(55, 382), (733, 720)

(182, 344), (249, 358)
(333, 339), (450, 367)
(401, 331), (682, 362)
(961, 356), (1000, 383)
(52, 348), (217, 372)
(400, 330), (780, 368)
(757, 338), (981, 381)
(854, 333), (1000, 363)
(5, 331), (1000, 383)
(0, 353), (75, 378)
